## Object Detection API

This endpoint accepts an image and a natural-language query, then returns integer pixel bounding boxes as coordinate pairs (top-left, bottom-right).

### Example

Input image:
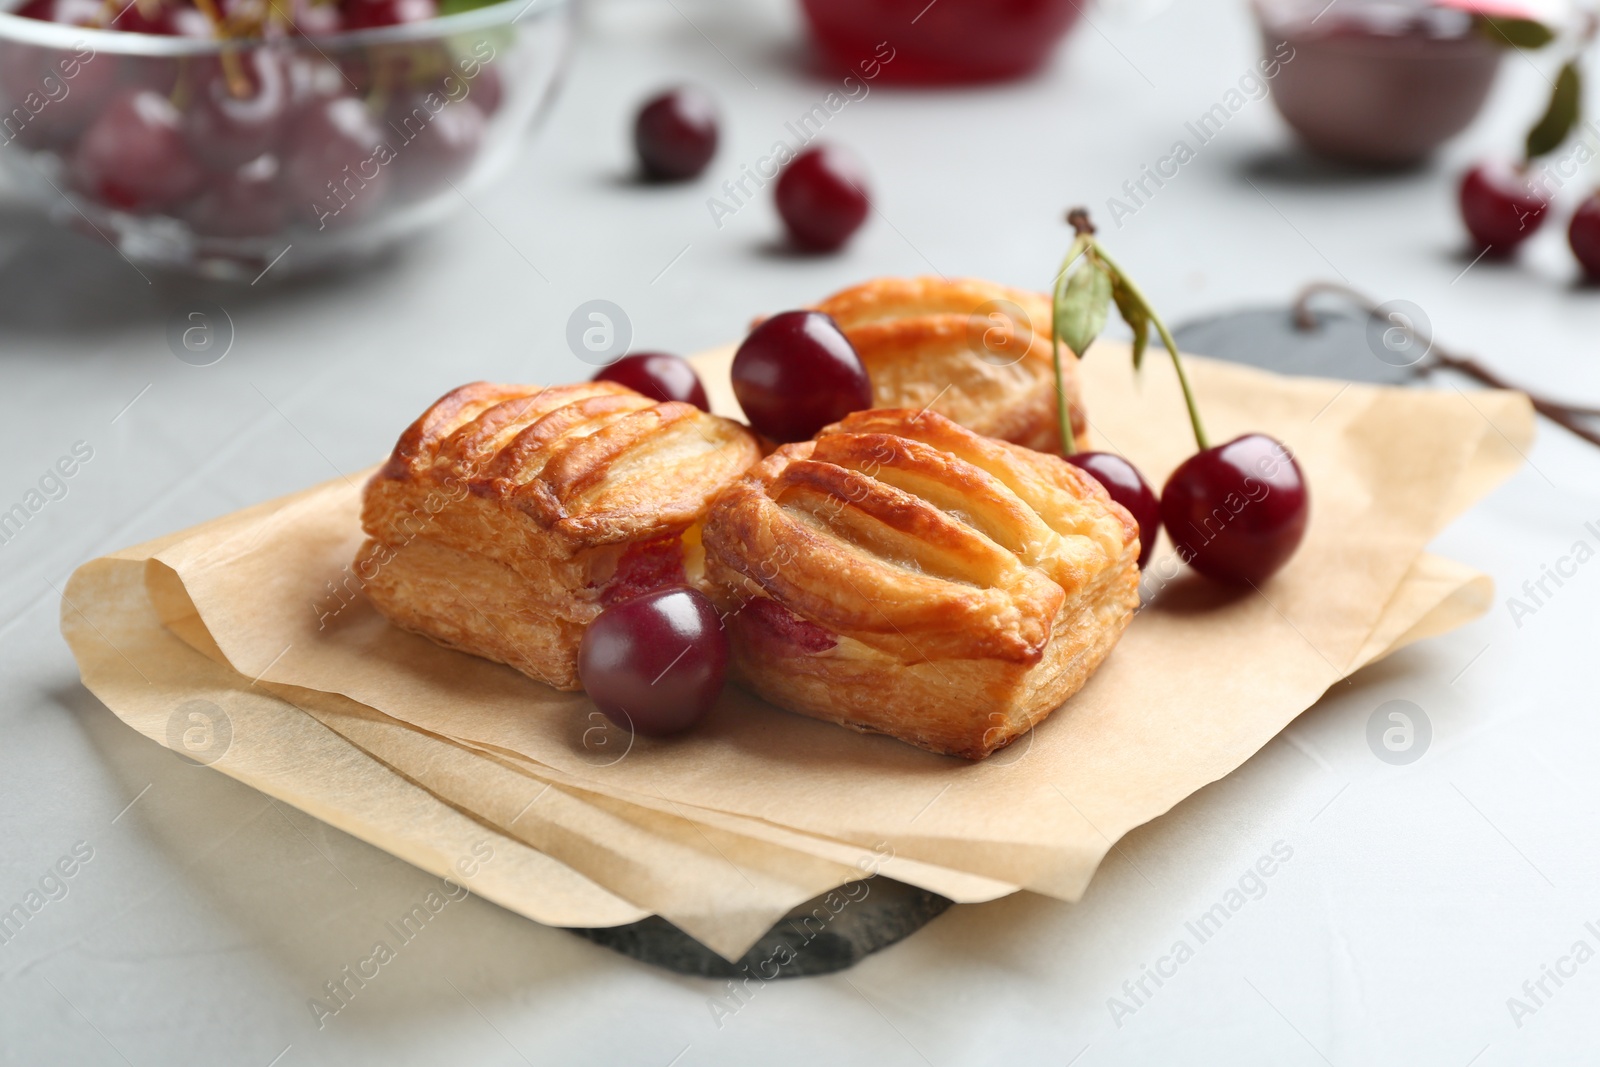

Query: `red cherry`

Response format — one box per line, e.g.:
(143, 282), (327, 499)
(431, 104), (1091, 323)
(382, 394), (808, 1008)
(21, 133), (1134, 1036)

(384, 94), (486, 198)
(282, 95), (391, 227)
(1459, 163), (1546, 255)
(633, 86), (719, 181)
(774, 144), (870, 252)
(1160, 434), (1309, 586)
(342, 0), (435, 29)
(731, 310), (873, 443)
(465, 63), (503, 115)
(592, 353), (710, 411)
(14, 0), (100, 22)
(1569, 194), (1600, 281)
(184, 51), (290, 172)
(1065, 452), (1160, 569)
(577, 587), (729, 737)
(104, 0), (180, 34)
(71, 88), (203, 213)
(0, 25), (118, 146)
(186, 153), (287, 237)
(291, 2), (343, 34)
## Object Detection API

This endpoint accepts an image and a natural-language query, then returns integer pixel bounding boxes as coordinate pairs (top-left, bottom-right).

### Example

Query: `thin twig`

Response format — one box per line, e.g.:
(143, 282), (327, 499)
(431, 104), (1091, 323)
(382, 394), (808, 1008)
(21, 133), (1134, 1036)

(1292, 280), (1600, 447)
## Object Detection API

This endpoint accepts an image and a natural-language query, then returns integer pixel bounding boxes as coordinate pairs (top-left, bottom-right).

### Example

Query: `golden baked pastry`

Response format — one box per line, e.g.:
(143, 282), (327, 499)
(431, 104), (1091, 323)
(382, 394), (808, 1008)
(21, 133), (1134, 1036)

(809, 276), (1092, 454)
(356, 381), (761, 690)
(701, 409), (1139, 758)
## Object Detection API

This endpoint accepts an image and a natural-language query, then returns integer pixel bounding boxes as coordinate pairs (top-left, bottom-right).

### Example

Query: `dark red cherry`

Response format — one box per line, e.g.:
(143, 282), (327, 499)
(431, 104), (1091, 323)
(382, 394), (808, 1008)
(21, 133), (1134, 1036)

(385, 94), (486, 198)
(633, 86), (718, 181)
(1569, 194), (1600, 281)
(465, 63), (503, 115)
(775, 144), (870, 252)
(186, 154), (287, 237)
(1459, 163), (1546, 255)
(184, 51), (290, 172)
(291, 2), (343, 34)
(343, 0), (436, 29)
(593, 352), (710, 411)
(14, 0), (100, 22)
(731, 310), (873, 443)
(282, 95), (391, 227)
(71, 88), (203, 213)
(104, 0), (179, 34)
(1065, 452), (1160, 569)
(577, 586), (729, 737)
(1160, 434), (1308, 586)
(0, 30), (118, 146)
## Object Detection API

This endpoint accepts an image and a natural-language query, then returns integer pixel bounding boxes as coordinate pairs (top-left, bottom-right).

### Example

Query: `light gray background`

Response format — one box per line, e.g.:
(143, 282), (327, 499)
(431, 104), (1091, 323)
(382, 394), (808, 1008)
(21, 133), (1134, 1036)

(3, 0), (1598, 1063)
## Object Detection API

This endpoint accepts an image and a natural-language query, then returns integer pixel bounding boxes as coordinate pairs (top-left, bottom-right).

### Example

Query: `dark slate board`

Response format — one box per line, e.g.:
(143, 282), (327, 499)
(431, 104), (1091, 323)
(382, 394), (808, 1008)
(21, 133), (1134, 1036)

(568, 878), (952, 978)
(1171, 305), (1420, 385)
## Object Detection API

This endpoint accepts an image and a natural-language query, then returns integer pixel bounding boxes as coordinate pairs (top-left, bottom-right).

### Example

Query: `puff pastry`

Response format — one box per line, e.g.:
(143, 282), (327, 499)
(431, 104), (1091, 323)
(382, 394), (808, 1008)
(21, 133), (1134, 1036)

(809, 276), (1092, 454)
(701, 409), (1140, 759)
(356, 381), (761, 690)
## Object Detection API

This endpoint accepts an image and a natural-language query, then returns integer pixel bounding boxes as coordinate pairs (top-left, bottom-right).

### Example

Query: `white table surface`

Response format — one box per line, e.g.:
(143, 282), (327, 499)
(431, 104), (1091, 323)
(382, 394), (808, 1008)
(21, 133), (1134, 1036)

(4, 0), (1599, 1063)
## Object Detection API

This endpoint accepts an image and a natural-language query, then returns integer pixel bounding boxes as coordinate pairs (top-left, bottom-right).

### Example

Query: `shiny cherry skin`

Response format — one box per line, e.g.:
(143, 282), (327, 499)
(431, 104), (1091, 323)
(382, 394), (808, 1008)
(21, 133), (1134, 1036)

(731, 310), (873, 443)
(282, 95), (391, 227)
(633, 86), (719, 181)
(186, 153), (287, 237)
(14, 0), (101, 23)
(775, 144), (870, 252)
(1065, 452), (1160, 569)
(0, 17), (118, 145)
(1459, 163), (1546, 255)
(1160, 434), (1309, 586)
(1568, 194), (1600, 281)
(292, 2), (343, 34)
(593, 353), (710, 411)
(577, 586), (729, 737)
(184, 50), (290, 172)
(343, 0), (436, 29)
(465, 63), (503, 115)
(385, 93), (486, 198)
(104, 0), (177, 33)
(72, 88), (203, 213)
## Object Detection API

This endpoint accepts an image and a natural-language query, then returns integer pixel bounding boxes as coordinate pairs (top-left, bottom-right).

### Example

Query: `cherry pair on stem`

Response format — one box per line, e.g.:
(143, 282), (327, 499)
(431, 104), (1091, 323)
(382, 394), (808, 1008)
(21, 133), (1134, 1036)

(1050, 208), (1309, 587)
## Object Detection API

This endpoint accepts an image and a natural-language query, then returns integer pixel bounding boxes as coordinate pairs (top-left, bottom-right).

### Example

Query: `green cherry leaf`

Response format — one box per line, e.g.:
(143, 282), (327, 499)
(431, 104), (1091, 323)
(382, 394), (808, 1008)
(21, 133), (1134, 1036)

(1111, 277), (1151, 371)
(1525, 60), (1582, 160)
(1479, 14), (1556, 49)
(1056, 254), (1113, 359)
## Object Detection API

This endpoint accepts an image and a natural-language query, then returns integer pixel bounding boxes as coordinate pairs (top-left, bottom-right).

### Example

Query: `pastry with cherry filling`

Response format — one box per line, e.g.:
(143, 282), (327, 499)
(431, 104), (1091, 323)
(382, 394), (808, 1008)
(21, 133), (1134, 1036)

(701, 408), (1138, 758)
(357, 381), (760, 689)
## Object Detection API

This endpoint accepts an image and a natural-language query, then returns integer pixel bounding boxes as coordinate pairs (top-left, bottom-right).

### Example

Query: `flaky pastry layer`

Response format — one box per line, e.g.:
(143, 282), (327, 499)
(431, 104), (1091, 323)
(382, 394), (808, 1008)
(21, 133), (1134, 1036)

(358, 381), (761, 689)
(702, 409), (1140, 758)
(809, 276), (1092, 454)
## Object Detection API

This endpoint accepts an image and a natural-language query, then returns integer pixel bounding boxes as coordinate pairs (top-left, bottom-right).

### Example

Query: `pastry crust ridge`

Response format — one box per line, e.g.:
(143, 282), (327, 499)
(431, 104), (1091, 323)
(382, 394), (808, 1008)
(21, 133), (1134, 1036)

(809, 276), (1092, 454)
(701, 409), (1139, 758)
(357, 381), (761, 689)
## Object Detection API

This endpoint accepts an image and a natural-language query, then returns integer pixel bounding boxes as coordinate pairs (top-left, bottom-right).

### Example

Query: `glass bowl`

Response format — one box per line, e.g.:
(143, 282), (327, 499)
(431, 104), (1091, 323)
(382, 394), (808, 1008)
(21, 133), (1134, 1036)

(0, 0), (572, 278)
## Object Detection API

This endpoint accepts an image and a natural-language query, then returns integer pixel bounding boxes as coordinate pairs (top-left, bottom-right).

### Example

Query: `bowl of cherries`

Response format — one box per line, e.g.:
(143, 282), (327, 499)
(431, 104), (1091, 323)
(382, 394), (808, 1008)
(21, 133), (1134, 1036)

(0, 0), (571, 277)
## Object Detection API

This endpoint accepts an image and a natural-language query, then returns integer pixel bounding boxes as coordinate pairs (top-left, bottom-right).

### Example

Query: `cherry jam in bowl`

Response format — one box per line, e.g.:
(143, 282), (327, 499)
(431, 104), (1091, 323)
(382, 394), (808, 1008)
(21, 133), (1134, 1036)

(798, 0), (1083, 84)
(1255, 0), (1502, 167)
(0, 0), (571, 278)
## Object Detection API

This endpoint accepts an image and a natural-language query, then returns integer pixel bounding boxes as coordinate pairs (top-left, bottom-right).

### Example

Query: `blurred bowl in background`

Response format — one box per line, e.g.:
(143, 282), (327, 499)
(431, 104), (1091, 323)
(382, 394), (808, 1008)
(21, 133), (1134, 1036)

(798, 0), (1083, 84)
(1256, 0), (1502, 167)
(0, 0), (572, 279)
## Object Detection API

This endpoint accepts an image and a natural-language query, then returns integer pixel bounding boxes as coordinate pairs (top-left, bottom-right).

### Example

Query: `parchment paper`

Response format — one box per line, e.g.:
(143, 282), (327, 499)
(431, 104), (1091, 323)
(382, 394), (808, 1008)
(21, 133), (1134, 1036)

(61, 345), (1533, 959)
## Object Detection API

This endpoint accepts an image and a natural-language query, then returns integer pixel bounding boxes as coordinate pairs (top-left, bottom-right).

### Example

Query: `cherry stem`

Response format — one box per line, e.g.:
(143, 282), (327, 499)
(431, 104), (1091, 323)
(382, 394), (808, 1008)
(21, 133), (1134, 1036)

(1090, 240), (1211, 452)
(1050, 268), (1079, 456)
(1292, 281), (1600, 448)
